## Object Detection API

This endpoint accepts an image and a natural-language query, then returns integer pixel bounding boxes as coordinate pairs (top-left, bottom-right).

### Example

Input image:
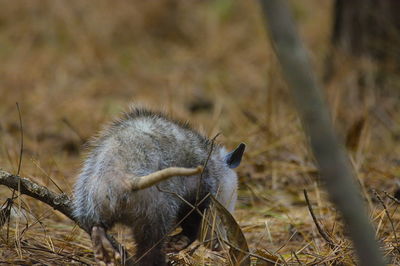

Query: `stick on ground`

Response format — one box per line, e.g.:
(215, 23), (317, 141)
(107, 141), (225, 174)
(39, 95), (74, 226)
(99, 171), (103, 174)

(0, 169), (133, 265)
(303, 189), (335, 248)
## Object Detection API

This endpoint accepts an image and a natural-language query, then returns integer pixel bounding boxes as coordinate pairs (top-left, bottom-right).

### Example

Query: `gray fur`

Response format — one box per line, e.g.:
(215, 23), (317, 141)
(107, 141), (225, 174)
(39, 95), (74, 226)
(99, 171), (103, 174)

(72, 108), (243, 265)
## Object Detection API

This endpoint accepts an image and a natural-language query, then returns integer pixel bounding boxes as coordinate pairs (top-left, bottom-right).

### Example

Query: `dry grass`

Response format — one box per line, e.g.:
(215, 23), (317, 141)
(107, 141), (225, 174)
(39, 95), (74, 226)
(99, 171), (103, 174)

(1, 0), (399, 265)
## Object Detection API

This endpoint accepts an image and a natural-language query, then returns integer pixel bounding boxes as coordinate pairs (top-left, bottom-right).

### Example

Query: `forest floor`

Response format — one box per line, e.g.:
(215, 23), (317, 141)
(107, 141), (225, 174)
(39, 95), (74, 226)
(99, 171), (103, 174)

(1, 1), (399, 265)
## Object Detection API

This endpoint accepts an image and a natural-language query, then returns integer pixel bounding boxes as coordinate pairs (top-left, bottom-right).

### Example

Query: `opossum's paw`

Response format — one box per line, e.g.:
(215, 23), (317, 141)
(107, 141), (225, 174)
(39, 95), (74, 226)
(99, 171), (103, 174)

(208, 240), (223, 252)
(91, 226), (121, 266)
(164, 233), (191, 253)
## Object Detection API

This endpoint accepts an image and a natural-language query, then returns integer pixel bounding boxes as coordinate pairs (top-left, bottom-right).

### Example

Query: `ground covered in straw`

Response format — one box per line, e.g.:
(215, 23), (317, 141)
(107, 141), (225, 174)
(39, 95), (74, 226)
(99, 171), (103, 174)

(1, 1), (399, 265)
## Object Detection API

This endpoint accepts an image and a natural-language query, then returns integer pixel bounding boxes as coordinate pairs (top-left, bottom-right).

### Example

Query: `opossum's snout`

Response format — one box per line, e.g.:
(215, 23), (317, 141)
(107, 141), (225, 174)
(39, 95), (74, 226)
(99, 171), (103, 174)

(224, 143), (246, 169)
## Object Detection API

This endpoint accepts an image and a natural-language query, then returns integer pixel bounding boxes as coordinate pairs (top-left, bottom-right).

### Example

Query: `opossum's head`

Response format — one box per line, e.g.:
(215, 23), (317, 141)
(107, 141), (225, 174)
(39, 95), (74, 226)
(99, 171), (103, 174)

(215, 143), (246, 212)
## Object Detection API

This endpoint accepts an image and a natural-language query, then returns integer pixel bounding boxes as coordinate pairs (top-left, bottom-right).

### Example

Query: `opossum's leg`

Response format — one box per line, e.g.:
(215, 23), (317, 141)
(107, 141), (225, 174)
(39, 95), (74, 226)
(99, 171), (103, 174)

(164, 206), (206, 253)
(91, 226), (120, 266)
(133, 222), (168, 266)
(164, 234), (191, 253)
(181, 210), (203, 243)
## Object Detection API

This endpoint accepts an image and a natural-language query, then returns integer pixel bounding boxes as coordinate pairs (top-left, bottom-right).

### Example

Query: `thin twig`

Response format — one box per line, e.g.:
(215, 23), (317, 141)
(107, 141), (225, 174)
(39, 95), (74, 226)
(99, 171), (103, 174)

(16, 102), (24, 176)
(274, 228), (299, 253)
(20, 245), (91, 265)
(373, 189), (400, 254)
(61, 117), (84, 142)
(7, 103), (24, 241)
(196, 133), (220, 205)
(223, 240), (277, 265)
(31, 159), (64, 194)
(292, 250), (303, 265)
(384, 190), (400, 205)
(278, 253), (288, 266)
(303, 189), (335, 248)
(156, 186), (204, 217)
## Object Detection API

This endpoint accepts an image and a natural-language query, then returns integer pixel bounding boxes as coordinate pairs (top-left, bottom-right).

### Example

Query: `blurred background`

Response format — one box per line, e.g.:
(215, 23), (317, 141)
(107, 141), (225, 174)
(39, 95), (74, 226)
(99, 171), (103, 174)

(0, 0), (399, 264)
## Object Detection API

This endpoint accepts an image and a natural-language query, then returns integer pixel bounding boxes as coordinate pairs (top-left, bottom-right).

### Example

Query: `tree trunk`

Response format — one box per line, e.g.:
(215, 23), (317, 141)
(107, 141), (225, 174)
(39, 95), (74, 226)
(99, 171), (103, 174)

(333, 0), (400, 64)
(329, 0), (400, 99)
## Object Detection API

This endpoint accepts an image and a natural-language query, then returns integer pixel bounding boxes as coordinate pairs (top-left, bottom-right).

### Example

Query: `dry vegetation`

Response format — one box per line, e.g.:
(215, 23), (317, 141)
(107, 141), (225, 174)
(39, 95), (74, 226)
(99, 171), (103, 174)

(0, 0), (399, 265)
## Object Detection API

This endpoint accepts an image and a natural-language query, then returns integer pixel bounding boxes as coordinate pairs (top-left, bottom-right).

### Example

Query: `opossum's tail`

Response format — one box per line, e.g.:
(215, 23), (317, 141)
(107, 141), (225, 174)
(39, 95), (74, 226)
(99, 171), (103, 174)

(128, 166), (203, 190)
(73, 165), (203, 229)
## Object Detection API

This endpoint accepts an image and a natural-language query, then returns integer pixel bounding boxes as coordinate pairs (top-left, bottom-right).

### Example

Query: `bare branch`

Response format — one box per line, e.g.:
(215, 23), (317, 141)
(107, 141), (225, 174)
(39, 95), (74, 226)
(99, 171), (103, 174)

(0, 169), (74, 221)
(0, 169), (134, 265)
(129, 166), (203, 190)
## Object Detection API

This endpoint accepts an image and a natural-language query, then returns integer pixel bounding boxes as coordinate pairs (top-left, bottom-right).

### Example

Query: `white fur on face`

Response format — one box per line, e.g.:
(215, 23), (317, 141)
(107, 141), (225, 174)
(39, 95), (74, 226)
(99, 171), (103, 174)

(216, 169), (238, 213)
(216, 147), (238, 213)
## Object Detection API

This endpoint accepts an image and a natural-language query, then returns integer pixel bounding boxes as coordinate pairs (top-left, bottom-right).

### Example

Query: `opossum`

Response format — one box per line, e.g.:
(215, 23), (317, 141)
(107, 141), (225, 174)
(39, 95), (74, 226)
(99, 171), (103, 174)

(72, 108), (245, 265)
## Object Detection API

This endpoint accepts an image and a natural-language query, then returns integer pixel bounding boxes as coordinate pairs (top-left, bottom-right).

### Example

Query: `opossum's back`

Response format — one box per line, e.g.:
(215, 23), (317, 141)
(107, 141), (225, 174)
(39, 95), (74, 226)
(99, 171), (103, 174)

(101, 114), (210, 172)
(73, 112), (213, 227)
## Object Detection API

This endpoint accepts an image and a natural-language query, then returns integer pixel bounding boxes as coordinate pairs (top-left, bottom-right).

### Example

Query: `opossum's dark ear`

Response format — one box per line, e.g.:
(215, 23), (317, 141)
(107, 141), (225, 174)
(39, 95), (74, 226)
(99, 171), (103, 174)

(225, 143), (246, 169)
